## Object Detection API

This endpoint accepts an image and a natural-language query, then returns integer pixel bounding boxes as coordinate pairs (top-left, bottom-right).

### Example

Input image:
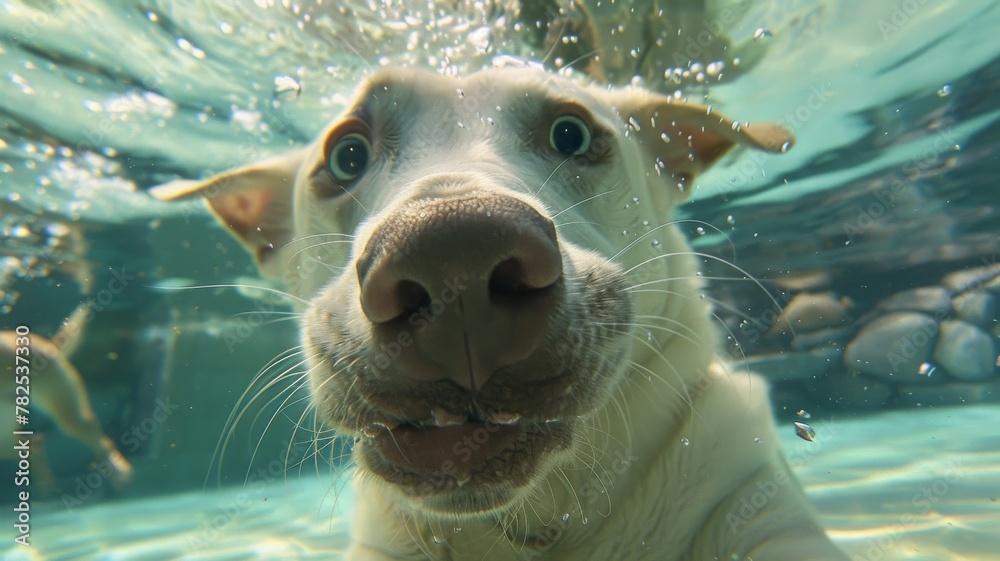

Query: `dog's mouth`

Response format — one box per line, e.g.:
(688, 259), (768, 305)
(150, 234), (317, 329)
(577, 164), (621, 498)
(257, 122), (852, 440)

(356, 408), (574, 515)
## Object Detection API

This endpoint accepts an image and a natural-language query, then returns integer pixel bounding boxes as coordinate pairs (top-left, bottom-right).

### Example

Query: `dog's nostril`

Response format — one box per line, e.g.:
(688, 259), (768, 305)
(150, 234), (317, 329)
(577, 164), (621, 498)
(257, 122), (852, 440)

(489, 258), (529, 296)
(398, 280), (431, 317)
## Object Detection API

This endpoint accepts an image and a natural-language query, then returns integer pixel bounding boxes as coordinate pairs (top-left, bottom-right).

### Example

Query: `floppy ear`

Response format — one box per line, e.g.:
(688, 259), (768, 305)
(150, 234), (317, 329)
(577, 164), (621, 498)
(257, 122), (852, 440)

(607, 90), (794, 197)
(149, 150), (306, 278)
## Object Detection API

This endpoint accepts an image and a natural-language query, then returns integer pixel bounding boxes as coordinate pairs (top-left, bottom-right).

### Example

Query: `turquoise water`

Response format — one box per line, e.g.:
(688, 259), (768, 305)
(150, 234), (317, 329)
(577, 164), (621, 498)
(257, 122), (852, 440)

(1, 0), (999, 559)
(5, 405), (1000, 560)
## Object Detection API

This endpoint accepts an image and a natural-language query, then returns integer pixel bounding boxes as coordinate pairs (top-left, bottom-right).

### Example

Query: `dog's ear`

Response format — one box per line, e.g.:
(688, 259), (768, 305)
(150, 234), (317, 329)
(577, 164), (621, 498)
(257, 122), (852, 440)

(607, 90), (794, 197)
(150, 150), (306, 278)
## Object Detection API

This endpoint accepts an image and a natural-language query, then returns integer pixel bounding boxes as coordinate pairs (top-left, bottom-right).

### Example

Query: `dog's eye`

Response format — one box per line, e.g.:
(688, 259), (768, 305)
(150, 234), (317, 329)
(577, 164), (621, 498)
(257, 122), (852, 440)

(327, 132), (371, 182)
(549, 115), (592, 156)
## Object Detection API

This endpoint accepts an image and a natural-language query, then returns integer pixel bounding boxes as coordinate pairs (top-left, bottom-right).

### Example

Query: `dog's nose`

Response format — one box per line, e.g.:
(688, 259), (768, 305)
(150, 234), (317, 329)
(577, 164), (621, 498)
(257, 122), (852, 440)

(357, 194), (562, 389)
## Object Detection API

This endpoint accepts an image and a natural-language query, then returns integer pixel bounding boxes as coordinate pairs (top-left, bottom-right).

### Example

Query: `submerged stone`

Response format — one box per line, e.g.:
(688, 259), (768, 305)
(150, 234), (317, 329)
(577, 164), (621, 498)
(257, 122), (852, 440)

(952, 291), (997, 330)
(934, 320), (997, 381)
(844, 312), (939, 382)
(875, 287), (951, 316)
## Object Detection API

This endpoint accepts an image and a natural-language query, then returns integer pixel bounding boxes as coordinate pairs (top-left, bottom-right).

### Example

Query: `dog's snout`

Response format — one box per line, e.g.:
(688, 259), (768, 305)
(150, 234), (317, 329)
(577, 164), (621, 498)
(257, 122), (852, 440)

(356, 194), (562, 387)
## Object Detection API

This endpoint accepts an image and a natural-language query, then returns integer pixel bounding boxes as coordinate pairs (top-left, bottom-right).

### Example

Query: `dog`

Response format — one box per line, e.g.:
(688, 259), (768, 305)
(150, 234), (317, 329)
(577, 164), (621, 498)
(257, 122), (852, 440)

(1, 305), (134, 494)
(152, 62), (847, 560)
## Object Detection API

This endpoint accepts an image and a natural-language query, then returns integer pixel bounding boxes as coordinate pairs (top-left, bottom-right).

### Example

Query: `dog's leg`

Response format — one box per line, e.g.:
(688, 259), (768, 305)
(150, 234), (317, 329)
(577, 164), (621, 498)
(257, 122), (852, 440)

(676, 369), (849, 561)
(346, 478), (434, 561)
(26, 336), (134, 491)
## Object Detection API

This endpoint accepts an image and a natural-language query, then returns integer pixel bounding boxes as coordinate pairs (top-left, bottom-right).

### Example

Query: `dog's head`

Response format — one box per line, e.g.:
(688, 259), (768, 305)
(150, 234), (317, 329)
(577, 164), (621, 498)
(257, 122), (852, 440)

(153, 65), (791, 518)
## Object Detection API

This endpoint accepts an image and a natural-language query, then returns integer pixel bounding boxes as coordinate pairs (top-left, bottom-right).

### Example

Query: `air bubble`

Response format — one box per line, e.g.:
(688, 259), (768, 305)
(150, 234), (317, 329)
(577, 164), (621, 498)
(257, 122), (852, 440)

(273, 75), (301, 101)
(695, 226), (705, 235)
(680, 437), (690, 446)
(918, 362), (936, 376)
(937, 84), (952, 97)
(651, 239), (660, 248)
(796, 409), (812, 419)
(753, 28), (773, 41)
(727, 215), (735, 225)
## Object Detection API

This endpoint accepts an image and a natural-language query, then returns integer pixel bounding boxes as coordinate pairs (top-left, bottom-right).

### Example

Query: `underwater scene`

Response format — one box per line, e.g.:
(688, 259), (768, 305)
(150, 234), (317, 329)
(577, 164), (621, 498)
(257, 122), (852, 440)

(1, 0), (999, 559)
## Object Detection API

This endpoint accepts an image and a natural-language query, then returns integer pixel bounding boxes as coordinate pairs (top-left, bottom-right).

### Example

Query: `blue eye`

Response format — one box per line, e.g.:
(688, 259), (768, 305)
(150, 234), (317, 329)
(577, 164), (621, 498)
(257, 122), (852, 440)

(549, 115), (592, 156)
(328, 132), (371, 182)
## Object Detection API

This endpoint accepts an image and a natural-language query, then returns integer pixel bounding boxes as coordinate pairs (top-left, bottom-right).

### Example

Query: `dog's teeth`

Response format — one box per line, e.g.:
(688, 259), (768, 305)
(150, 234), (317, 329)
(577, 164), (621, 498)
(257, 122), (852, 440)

(363, 422), (398, 438)
(432, 408), (465, 427)
(489, 412), (520, 425)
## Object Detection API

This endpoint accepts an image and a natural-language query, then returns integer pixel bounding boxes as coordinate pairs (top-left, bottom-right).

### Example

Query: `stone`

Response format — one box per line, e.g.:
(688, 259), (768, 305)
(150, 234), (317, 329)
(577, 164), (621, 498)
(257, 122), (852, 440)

(952, 291), (997, 330)
(941, 263), (1000, 293)
(895, 380), (1000, 408)
(843, 312), (940, 383)
(766, 292), (854, 337)
(791, 326), (855, 351)
(987, 275), (1000, 295)
(875, 287), (951, 317)
(744, 348), (839, 383)
(933, 320), (997, 381)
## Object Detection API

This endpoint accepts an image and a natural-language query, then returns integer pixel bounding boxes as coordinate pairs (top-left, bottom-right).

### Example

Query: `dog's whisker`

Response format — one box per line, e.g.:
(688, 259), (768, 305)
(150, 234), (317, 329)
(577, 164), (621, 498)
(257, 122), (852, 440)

(208, 346), (308, 487)
(151, 282), (307, 306)
(559, 48), (604, 75)
(245, 373), (317, 484)
(623, 250), (787, 325)
(533, 155), (574, 197)
(553, 219), (600, 230)
(550, 187), (617, 219)
(283, 232), (356, 248)
(284, 238), (355, 267)
(236, 360), (318, 484)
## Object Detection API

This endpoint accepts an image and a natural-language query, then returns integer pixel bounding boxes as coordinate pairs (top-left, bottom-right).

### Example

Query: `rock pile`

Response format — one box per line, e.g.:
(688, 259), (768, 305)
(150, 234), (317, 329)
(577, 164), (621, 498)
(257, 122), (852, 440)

(738, 264), (1000, 414)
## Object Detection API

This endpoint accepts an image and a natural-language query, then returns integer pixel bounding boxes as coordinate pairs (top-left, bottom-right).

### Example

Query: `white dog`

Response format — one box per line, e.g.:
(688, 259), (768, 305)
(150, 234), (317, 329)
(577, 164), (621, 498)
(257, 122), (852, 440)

(153, 63), (847, 560)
